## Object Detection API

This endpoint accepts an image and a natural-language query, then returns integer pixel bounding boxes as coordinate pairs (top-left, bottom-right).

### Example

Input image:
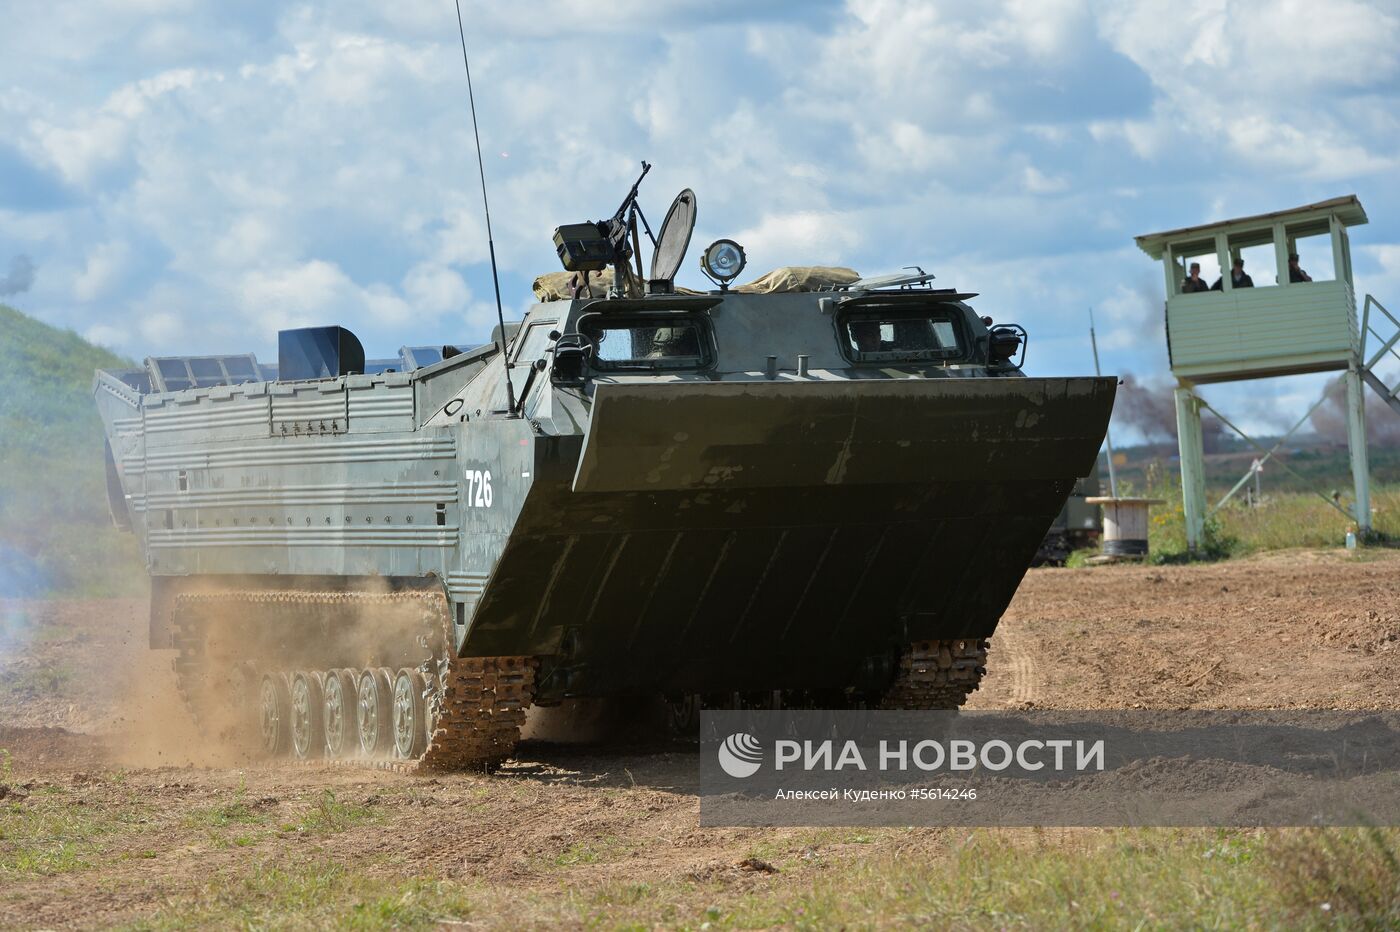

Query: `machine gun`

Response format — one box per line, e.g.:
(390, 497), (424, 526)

(552, 161), (657, 296)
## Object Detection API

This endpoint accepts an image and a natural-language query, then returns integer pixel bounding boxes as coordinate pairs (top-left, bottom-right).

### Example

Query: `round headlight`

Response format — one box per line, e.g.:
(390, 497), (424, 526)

(701, 239), (747, 284)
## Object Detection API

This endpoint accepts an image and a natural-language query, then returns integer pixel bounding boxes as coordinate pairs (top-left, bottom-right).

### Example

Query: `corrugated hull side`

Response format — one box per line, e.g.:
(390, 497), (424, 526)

(120, 375), (462, 580)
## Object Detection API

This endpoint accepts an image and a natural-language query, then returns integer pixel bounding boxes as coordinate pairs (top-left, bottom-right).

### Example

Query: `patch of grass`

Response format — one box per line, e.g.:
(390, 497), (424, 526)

(180, 778), (274, 846)
(744, 838), (785, 864)
(554, 841), (600, 867)
(468, 828), (1400, 929)
(551, 837), (612, 868)
(74, 824), (1400, 928)
(184, 798), (262, 830)
(1100, 457), (1400, 562)
(590, 881), (655, 908)
(1063, 547), (1098, 569)
(9, 839), (88, 875)
(345, 878), (475, 930)
(293, 789), (377, 835)
(125, 862), (475, 930)
(0, 662), (74, 700)
(1139, 475), (1400, 562)
(1265, 827), (1400, 926)
(182, 789), (270, 847)
(1215, 488), (1400, 554)
(0, 792), (149, 878)
(534, 833), (633, 871)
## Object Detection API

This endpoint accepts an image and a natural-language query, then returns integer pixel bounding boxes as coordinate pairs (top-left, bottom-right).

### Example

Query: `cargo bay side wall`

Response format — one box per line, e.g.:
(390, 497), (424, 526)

(92, 366), (514, 648)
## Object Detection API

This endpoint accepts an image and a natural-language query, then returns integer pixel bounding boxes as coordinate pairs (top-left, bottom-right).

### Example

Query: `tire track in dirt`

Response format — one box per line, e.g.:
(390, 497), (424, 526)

(974, 616), (1040, 709)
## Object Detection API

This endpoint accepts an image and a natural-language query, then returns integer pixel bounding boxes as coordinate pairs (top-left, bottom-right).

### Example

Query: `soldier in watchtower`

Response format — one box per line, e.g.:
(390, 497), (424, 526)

(1211, 257), (1254, 290)
(1182, 261), (1210, 293)
(1288, 253), (1313, 283)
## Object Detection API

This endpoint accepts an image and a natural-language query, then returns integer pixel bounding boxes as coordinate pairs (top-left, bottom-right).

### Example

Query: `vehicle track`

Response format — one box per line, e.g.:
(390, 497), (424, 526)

(171, 589), (536, 771)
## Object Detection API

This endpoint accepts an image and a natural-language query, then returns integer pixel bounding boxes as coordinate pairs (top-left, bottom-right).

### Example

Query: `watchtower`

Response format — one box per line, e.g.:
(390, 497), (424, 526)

(1135, 195), (1392, 549)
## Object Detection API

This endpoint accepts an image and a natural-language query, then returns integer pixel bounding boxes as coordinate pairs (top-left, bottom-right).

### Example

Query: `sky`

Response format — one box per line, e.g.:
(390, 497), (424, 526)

(2, 0), (1399, 440)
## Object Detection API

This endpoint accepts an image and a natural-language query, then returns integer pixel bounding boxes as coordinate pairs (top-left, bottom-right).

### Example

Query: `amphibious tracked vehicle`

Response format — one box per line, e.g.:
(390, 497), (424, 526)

(94, 173), (1116, 769)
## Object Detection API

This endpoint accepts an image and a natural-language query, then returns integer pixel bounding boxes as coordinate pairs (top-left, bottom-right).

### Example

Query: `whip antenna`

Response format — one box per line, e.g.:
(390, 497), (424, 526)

(1089, 307), (1118, 498)
(453, 0), (517, 414)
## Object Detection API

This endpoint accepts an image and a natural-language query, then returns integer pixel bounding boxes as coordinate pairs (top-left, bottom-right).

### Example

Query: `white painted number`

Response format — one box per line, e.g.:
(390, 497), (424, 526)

(464, 469), (493, 508)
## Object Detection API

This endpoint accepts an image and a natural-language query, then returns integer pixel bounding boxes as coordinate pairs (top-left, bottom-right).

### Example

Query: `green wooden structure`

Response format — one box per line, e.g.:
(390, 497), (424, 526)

(1135, 195), (1390, 549)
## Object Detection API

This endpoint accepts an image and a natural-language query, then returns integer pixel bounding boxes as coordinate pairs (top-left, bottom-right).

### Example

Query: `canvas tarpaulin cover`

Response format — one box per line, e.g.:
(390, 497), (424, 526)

(531, 266), (861, 301)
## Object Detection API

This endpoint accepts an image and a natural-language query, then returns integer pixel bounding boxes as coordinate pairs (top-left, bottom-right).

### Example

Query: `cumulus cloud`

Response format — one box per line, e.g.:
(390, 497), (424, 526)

(1022, 165), (1069, 195)
(74, 241), (130, 302)
(0, 0), (1395, 396)
(1096, 281), (1162, 351)
(403, 263), (471, 317)
(1095, 0), (1399, 180)
(735, 211), (863, 267)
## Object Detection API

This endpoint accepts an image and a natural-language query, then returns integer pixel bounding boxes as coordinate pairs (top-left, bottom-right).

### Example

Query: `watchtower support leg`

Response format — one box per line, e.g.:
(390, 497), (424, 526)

(1345, 365), (1372, 533)
(1174, 386), (1207, 551)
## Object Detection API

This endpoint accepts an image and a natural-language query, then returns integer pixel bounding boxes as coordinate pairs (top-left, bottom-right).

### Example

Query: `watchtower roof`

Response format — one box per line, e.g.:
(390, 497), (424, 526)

(1135, 195), (1368, 260)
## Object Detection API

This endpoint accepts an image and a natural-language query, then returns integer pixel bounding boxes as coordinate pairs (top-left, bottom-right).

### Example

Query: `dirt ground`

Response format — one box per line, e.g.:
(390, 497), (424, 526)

(2, 549), (1398, 929)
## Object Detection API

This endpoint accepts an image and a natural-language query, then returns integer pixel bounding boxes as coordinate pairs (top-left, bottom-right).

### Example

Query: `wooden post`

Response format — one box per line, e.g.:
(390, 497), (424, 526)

(1215, 233), (1232, 292)
(1330, 215), (1348, 288)
(1346, 365), (1372, 533)
(1339, 226), (1354, 288)
(1162, 246), (1178, 299)
(1273, 222), (1289, 288)
(1175, 385), (1207, 551)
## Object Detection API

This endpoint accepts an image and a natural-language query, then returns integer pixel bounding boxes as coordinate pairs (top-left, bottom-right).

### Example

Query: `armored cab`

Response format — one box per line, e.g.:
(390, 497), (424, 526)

(94, 178), (1115, 769)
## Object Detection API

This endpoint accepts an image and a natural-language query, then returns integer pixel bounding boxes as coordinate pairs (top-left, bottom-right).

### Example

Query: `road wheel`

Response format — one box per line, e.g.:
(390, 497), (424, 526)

(259, 673), (291, 757)
(323, 669), (357, 758)
(393, 668), (427, 760)
(290, 671), (325, 760)
(357, 668), (392, 757)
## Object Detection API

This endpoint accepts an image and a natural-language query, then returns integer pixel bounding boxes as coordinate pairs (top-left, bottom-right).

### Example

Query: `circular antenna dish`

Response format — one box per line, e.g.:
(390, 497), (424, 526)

(649, 188), (697, 283)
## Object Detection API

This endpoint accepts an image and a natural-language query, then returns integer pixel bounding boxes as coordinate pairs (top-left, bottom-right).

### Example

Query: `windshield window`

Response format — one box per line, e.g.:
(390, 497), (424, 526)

(840, 307), (965, 363)
(582, 316), (710, 370)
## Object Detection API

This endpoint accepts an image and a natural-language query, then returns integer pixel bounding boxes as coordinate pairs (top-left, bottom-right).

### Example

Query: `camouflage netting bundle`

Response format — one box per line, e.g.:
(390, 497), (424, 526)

(532, 267), (667, 302)
(531, 266), (862, 301)
(734, 266), (860, 294)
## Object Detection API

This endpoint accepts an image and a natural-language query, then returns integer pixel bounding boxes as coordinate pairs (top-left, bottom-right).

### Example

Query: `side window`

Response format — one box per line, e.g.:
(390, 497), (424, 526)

(1169, 239), (1219, 295)
(189, 358), (225, 387)
(1284, 226), (1336, 283)
(157, 358), (193, 391)
(1225, 230), (1278, 289)
(508, 322), (555, 398)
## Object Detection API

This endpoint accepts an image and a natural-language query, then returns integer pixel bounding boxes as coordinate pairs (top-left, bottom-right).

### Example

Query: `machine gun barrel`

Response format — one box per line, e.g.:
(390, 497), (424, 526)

(609, 161), (652, 225)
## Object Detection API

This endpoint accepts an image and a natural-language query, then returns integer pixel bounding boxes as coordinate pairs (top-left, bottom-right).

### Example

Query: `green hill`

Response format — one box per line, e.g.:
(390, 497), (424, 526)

(0, 304), (144, 596)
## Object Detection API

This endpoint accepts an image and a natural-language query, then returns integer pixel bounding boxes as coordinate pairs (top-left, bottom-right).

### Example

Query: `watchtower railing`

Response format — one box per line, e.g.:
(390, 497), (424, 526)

(1360, 294), (1400, 417)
